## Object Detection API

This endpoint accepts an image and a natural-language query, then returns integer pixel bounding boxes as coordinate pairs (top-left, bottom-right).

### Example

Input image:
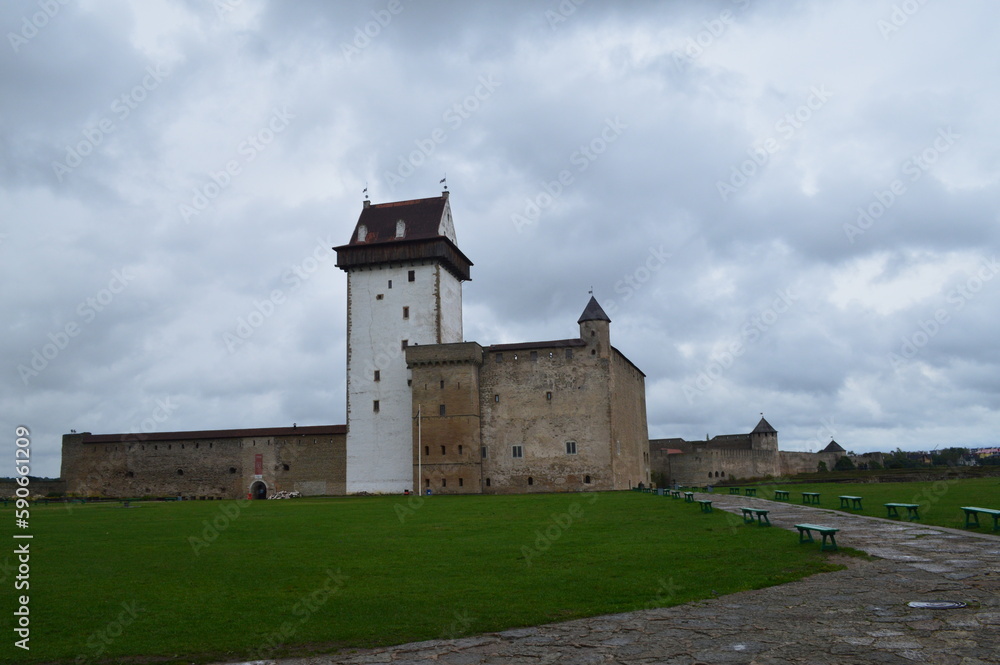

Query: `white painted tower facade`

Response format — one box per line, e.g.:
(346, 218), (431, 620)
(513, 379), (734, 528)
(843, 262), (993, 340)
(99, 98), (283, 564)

(336, 192), (472, 493)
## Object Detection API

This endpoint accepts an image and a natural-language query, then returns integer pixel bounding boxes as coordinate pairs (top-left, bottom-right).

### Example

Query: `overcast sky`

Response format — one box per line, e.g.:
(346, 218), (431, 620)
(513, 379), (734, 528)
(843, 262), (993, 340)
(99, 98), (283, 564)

(4, 0), (999, 478)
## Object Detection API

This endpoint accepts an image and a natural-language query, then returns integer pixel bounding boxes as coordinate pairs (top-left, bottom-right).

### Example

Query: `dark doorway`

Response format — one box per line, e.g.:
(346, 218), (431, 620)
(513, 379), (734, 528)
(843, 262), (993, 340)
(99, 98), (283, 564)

(251, 481), (267, 500)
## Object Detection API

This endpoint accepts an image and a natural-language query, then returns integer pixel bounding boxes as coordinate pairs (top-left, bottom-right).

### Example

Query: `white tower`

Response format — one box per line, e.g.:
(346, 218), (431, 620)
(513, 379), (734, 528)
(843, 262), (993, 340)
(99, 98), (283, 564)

(335, 192), (472, 493)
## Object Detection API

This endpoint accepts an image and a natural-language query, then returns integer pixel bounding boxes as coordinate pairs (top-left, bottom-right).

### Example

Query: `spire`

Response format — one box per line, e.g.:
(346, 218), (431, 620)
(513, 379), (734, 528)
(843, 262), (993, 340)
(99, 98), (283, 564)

(578, 296), (611, 324)
(751, 417), (777, 434)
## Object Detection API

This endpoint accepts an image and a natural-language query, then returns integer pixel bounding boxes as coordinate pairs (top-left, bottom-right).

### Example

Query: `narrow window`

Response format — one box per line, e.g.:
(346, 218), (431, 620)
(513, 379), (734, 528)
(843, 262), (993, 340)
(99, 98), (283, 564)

(388, 279), (392, 289)
(708, 472), (713, 478)
(486, 478), (491, 487)
(530, 351), (538, 361)
(403, 306), (409, 319)
(481, 446), (488, 459)
(495, 353), (503, 363)
(425, 445), (430, 456)
(527, 477), (534, 486)
(425, 478), (430, 488)
(494, 394), (500, 403)
(396, 219), (406, 238)
(440, 380), (445, 389)
(565, 348), (573, 359)
(566, 441), (577, 455)
(408, 270), (415, 282)
(585, 475), (591, 484)
(546, 391), (552, 401)
(512, 445), (523, 458)
(357, 224), (367, 242)
(458, 444), (463, 455)
(373, 400), (380, 413)
(459, 478), (464, 487)
(439, 404), (446, 416)
(401, 339), (408, 350)
(442, 478), (447, 488)
(374, 370), (380, 382)
(440, 445), (446, 455)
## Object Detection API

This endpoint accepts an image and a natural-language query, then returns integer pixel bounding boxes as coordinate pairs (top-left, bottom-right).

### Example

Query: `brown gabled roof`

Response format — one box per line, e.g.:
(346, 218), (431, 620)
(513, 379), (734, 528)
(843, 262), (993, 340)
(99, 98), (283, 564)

(751, 417), (777, 434)
(346, 194), (450, 246)
(77, 424), (345, 444)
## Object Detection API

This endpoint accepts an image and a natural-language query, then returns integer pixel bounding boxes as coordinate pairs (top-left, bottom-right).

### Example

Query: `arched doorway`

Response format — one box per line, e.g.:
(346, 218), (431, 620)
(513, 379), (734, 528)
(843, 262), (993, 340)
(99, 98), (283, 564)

(250, 481), (267, 500)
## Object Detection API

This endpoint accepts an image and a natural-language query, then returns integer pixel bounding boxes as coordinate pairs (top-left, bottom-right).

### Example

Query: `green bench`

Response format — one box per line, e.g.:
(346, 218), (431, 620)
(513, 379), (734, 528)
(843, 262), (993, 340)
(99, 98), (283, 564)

(885, 503), (920, 520)
(741, 507), (770, 526)
(744, 488), (757, 497)
(670, 490), (681, 499)
(729, 487), (741, 495)
(961, 507), (1000, 530)
(839, 495), (863, 510)
(801, 492), (820, 505)
(795, 523), (839, 551)
(696, 499), (713, 513)
(683, 492), (694, 503)
(773, 490), (789, 501)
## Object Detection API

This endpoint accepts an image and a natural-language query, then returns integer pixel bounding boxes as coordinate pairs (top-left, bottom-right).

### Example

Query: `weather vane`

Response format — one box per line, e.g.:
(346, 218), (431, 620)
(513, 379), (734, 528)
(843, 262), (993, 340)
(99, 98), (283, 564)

(363, 182), (369, 200)
(440, 175), (448, 191)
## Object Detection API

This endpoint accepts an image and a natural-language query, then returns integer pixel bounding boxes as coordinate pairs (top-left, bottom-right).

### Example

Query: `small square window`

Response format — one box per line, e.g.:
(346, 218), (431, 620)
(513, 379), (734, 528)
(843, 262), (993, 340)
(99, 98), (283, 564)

(403, 306), (409, 319)
(439, 404), (446, 416)
(512, 445), (523, 458)
(376, 294), (384, 300)
(401, 339), (408, 350)
(530, 351), (538, 361)
(495, 353), (503, 363)
(566, 441), (577, 455)
(408, 270), (415, 282)
(565, 348), (573, 359)
(374, 370), (380, 382)
(373, 400), (380, 413)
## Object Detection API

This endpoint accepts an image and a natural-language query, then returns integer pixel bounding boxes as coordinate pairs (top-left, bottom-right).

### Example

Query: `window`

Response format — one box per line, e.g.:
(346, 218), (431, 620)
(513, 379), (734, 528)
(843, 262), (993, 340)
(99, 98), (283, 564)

(357, 224), (367, 242)
(530, 351), (538, 361)
(566, 441), (577, 455)
(486, 478), (491, 487)
(512, 445), (523, 458)
(177, 469), (184, 476)
(403, 306), (409, 319)
(440, 380), (445, 389)
(396, 220), (406, 238)
(495, 353), (503, 363)
(388, 279), (392, 289)
(527, 477), (534, 486)
(442, 478), (447, 487)
(425, 445), (430, 456)
(546, 391), (552, 401)
(229, 467), (236, 474)
(481, 446), (488, 459)
(439, 404), (446, 416)
(425, 478), (430, 488)
(408, 270), (415, 282)
(440, 445), (446, 455)
(376, 294), (384, 300)
(708, 472), (713, 478)
(374, 370), (380, 382)
(458, 444), (463, 455)
(459, 478), (464, 487)
(565, 348), (573, 359)
(282, 464), (290, 471)
(373, 400), (380, 412)
(585, 475), (591, 484)
(401, 339), (408, 350)
(494, 394), (500, 403)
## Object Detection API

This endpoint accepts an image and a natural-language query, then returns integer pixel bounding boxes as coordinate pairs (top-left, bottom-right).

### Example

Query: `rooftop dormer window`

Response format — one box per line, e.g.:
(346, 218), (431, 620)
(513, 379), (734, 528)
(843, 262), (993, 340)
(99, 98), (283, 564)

(395, 219), (406, 238)
(357, 224), (367, 242)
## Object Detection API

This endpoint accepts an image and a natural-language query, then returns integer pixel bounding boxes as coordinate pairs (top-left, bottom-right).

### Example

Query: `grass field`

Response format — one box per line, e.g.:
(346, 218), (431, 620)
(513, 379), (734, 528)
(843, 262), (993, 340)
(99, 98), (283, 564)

(1, 491), (844, 664)
(742, 476), (1000, 530)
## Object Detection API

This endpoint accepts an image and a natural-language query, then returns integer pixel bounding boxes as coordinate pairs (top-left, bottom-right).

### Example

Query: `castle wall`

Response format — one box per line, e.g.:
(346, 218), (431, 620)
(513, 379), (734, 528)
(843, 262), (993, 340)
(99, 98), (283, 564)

(479, 342), (612, 493)
(609, 348), (650, 489)
(780, 450), (841, 476)
(60, 427), (345, 499)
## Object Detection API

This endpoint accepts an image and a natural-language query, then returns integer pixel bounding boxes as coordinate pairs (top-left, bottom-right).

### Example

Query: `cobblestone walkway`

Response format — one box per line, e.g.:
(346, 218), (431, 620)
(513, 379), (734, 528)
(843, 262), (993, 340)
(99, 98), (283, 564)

(221, 494), (1000, 665)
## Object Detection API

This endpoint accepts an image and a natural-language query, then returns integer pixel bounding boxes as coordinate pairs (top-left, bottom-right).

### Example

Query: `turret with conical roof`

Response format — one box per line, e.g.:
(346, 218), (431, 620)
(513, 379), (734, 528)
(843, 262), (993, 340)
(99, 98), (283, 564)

(750, 416), (778, 452)
(578, 295), (611, 359)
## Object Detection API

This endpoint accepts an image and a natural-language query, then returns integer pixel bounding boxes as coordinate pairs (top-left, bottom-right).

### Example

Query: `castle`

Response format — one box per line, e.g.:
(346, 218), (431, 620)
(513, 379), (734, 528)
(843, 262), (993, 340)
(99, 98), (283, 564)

(60, 192), (651, 498)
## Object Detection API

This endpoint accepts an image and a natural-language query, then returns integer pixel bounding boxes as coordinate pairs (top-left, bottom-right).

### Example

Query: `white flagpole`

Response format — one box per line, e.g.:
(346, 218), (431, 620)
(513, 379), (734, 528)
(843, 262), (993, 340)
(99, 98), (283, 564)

(417, 404), (422, 494)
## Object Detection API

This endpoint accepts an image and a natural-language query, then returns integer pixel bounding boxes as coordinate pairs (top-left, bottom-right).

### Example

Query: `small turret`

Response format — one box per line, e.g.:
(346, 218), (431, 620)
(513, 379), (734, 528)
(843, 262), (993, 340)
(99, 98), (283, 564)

(578, 296), (611, 359)
(750, 417), (778, 452)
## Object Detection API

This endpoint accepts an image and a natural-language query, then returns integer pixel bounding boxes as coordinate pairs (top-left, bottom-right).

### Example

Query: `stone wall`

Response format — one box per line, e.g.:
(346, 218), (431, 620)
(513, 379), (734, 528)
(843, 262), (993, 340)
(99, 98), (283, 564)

(609, 347), (650, 490)
(60, 426), (345, 499)
(0, 478), (67, 497)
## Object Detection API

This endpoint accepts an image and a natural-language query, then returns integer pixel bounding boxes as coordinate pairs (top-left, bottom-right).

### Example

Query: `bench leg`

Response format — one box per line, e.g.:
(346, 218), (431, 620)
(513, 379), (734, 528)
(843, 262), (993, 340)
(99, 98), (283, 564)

(743, 512), (753, 524)
(965, 511), (978, 528)
(798, 529), (813, 544)
(821, 533), (837, 551)
(759, 514), (770, 526)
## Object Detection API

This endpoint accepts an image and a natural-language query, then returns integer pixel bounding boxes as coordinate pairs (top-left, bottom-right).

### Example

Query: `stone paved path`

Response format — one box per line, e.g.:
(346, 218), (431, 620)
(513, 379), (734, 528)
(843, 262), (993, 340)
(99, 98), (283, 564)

(219, 493), (1000, 665)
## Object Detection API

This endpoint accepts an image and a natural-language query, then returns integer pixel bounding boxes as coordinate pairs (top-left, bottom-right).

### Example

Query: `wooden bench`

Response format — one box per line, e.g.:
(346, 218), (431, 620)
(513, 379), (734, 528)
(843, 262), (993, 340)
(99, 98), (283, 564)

(839, 495), (863, 510)
(885, 503), (920, 520)
(960, 507), (1000, 530)
(741, 507), (770, 526)
(684, 492), (694, 503)
(795, 523), (839, 551)
(670, 490), (681, 499)
(744, 488), (757, 497)
(773, 490), (789, 501)
(729, 487), (741, 495)
(801, 492), (820, 505)
(696, 499), (713, 513)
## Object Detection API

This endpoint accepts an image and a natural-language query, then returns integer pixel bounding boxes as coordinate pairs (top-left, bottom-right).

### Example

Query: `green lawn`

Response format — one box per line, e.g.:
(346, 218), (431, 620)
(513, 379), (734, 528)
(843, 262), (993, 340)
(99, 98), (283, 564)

(1, 491), (843, 664)
(742, 476), (1000, 529)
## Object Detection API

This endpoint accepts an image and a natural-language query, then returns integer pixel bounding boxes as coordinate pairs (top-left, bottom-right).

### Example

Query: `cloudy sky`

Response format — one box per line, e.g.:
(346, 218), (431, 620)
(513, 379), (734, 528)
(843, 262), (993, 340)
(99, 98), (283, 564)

(4, 0), (999, 478)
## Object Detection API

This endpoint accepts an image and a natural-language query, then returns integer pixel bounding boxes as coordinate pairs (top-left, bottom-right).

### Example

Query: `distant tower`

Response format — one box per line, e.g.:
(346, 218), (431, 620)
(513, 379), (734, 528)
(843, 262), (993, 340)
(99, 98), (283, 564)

(750, 417), (778, 452)
(578, 296), (611, 359)
(335, 192), (473, 493)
